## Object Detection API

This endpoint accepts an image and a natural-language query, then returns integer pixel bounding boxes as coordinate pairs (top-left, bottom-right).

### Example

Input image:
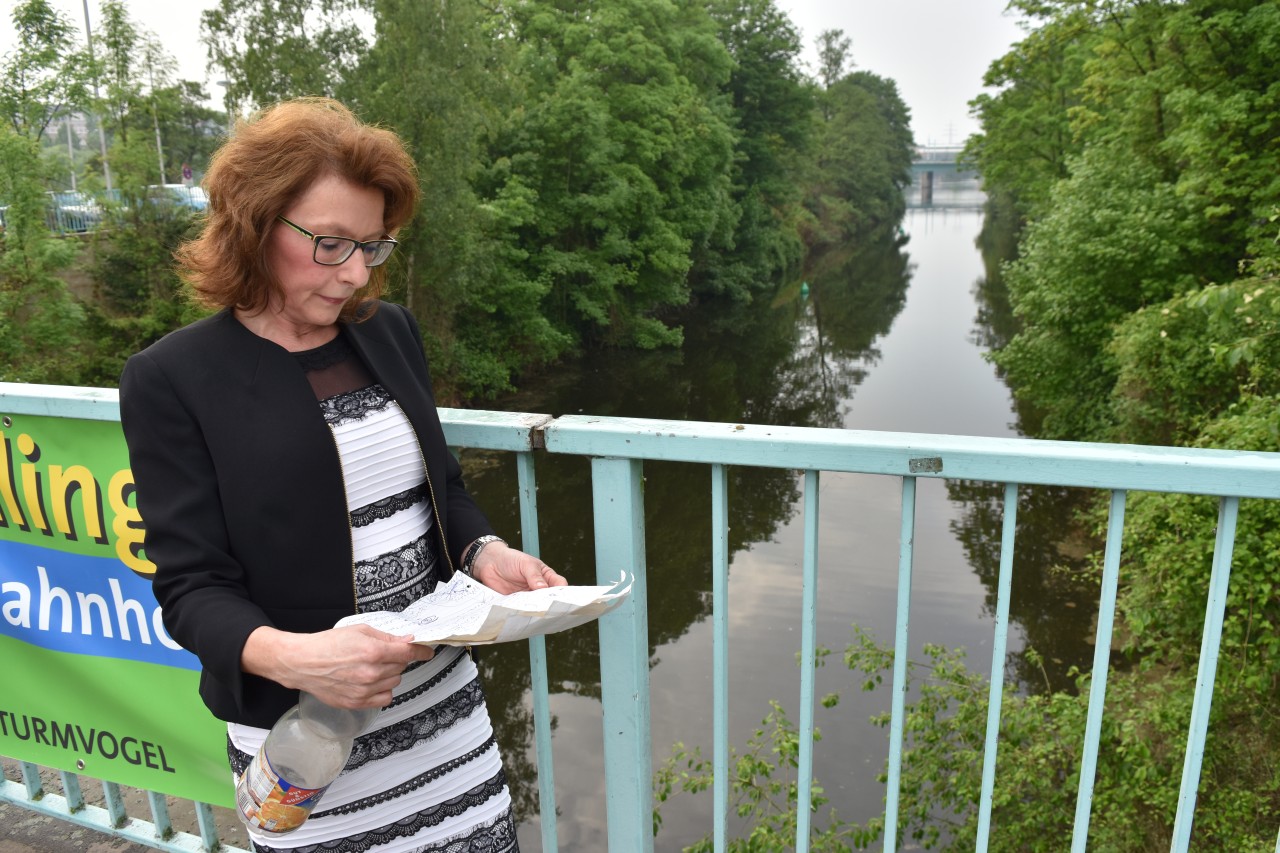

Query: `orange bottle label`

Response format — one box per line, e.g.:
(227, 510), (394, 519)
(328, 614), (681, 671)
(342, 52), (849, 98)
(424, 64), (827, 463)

(236, 746), (329, 834)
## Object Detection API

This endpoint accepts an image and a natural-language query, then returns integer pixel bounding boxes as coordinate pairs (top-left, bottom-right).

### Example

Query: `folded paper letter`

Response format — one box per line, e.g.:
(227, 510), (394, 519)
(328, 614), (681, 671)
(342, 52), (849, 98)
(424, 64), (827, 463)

(336, 571), (633, 645)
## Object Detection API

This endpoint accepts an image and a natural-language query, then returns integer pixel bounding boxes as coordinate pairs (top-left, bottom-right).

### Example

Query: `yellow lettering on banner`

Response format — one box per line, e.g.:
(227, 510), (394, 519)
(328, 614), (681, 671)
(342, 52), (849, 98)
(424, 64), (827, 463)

(110, 469), (153, 577)
(0, 427), (154, 578)
(17, 434), (50, 536)
(0, 433), (30, 530)
(50, 465), (107, 545)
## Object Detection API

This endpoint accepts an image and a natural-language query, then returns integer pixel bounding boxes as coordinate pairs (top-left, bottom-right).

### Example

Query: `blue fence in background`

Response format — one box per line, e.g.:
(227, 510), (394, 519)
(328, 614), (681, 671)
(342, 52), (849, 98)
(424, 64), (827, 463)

(0, 186), (208, 236)
(2, 382), (1279, 852)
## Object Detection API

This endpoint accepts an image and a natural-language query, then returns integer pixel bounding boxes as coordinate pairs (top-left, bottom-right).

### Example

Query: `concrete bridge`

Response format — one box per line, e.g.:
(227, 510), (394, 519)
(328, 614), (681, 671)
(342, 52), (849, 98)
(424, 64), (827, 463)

(913, 144), (966, 164)
(909, 145), (981, 209)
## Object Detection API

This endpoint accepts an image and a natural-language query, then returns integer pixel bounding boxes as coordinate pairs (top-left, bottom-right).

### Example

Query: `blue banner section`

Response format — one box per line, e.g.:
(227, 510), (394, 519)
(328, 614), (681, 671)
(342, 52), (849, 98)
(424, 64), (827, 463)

(0, 539), (198, 670)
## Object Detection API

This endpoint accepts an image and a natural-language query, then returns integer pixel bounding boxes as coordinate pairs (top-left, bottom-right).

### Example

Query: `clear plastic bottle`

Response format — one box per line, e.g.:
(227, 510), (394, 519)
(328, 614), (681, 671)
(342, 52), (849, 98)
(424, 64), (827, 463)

(235, 692), (377, 836)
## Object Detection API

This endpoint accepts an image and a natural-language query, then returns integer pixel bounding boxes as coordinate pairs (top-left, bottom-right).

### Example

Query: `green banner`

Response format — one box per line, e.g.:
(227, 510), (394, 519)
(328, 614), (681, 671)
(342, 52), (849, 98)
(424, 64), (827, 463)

(0, 409), (233, 806)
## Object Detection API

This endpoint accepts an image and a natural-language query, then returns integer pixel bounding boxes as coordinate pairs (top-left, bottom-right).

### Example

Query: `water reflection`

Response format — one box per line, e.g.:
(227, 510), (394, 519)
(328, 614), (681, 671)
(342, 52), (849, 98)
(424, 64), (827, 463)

(957, 193), (1102, 694)
(970, 193), (1021, 355)
(464, 221), (911, 840)
(800, 222), (912, 412)
(460, 181), (1092, 847)
(946, 480), (1098, 693)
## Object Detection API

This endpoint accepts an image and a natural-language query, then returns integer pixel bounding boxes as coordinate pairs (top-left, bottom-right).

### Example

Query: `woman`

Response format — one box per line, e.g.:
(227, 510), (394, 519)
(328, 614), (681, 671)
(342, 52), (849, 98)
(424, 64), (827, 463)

(119, 97), (564, 853)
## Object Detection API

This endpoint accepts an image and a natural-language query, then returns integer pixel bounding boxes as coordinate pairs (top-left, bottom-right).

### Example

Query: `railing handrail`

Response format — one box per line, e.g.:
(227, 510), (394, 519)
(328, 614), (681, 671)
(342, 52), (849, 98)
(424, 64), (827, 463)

(541, 413), (1280, 496)
(4, 385), (1275, 496)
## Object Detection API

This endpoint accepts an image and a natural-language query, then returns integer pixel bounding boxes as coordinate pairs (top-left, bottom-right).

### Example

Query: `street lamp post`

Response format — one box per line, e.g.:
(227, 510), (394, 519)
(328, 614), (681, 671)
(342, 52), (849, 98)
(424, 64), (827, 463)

(147, 57), (166, 184)
(65, 114), (76, 191)
(216, 79), (234, 136)
(81, 0), (112, 191)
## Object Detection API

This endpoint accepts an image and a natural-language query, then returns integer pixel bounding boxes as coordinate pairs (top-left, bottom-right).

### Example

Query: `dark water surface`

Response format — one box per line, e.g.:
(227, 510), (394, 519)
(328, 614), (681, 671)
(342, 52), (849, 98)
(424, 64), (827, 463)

(461, 182), (1095, 850)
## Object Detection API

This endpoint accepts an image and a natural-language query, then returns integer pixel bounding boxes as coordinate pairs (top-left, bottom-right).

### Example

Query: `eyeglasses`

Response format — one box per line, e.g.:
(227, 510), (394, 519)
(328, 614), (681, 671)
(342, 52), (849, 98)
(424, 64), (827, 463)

(276, 215), (398, 267)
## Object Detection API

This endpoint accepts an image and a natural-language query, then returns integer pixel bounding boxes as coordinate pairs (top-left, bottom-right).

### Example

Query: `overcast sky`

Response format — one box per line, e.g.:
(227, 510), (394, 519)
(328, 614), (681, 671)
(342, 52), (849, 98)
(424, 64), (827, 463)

(5, 0), (1028, 148)
(777, 0), (1027, 146)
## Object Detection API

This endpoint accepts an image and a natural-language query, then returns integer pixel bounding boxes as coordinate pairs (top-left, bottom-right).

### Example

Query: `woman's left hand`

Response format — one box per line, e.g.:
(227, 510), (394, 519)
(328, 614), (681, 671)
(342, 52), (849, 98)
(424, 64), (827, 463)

(470, 540), (567, 594)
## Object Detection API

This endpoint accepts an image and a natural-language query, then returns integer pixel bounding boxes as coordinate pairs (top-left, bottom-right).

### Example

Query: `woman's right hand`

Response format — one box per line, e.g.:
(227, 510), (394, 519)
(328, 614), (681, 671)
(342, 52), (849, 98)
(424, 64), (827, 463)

(241, 624), (435, 709)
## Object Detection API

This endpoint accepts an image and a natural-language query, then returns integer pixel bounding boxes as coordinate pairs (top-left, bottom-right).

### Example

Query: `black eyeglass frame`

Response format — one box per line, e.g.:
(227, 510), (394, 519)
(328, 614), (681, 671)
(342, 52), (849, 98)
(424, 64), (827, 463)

(276, 215), (399, 267)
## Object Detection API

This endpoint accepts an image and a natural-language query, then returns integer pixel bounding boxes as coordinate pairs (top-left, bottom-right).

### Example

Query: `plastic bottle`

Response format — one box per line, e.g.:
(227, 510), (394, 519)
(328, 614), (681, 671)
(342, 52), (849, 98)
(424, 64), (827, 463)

(235, 692), (378, 836)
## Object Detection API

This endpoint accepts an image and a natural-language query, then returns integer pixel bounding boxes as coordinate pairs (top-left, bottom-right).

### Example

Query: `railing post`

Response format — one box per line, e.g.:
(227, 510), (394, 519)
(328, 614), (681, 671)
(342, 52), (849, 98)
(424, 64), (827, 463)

(591, 456), (653, 853)
(1171, 496), (1240, 850)
(516, 449), (559, 853)
(885, 475), (920, 852)
(711, 464), (730, 852)
(795, 469), (821, 853)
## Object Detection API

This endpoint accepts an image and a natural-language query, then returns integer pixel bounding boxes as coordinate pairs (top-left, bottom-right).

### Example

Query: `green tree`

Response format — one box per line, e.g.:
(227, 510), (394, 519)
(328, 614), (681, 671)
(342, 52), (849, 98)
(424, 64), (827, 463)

(946, 3), (1280, 847)
(355, 0), (568, 399)
(86, 3), (177, 201)
(963, 2), (1090, 213)
(69, 3), (204, 374)
(202, 0), (370, 109)
(992, 144), (1206, 441)
(152, 81), (225, 179)
(96, 0), (145, 146)
(0, 0), (90, 142)
(1147, 2), (1280, 262)
(805, 71), (913, 248)
(493, 0), (739, 349)
(981, 2), (1280, 441)
(701, 0), (814, 301)
(0, 126), (87, 383)
(814, 28), (851, 93)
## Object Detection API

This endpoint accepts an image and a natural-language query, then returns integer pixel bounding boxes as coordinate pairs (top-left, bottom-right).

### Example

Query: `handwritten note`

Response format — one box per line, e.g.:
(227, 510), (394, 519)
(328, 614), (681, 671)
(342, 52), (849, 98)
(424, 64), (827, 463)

(336, 571), (633, 645)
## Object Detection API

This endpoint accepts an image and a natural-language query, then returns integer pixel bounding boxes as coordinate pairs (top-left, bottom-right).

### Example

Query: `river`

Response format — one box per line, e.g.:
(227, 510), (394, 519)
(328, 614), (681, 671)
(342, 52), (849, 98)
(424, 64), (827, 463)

(461, 174), (1095, 850)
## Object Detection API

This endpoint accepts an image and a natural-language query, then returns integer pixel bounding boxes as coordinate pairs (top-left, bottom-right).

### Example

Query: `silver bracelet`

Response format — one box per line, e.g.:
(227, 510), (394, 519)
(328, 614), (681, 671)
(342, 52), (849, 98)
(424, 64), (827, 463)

(461, 535), (504, 576)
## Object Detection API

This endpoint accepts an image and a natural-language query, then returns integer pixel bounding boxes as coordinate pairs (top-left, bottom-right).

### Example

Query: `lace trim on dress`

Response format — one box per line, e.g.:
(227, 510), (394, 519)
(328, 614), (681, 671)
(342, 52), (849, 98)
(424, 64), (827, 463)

(227, 736), (248, 778)
(351, 484), (429, 529)
(387, 650), (465, 711)
(252, 778), (516, 853)
(314, 736), (499, 818)
(319, 384), (395, 426)
(346, 679), (486, 772)
(225, 653), (471, 778)
(414, 811), (519, 853)
(354, 535), (437, 614)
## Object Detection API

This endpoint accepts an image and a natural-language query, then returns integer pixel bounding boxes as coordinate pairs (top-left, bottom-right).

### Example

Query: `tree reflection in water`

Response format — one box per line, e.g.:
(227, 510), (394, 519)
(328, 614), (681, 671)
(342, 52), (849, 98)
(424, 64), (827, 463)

(457, 206), (1093, 836)
(945, 480), (1101, 694)
(951, 194), (1108, 696)
(459, 219), (912, 827)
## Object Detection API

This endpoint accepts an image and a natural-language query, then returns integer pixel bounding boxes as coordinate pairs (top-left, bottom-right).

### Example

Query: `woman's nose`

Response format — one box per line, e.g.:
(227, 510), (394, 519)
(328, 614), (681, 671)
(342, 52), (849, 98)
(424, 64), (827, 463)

(338, 250), (371, 288)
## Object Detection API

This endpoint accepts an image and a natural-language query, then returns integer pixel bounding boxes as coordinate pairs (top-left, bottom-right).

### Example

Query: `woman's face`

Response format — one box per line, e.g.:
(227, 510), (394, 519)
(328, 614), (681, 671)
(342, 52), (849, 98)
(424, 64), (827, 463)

(258, 173), (386, 345)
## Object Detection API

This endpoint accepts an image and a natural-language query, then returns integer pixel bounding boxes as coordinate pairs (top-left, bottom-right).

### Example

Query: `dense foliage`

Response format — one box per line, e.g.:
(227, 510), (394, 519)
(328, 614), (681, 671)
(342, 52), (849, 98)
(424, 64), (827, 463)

(932, 1), (1279, 848)
(1, 0), (914, 400)
(970, 0), (1280, 444)
(654, 1), (1280, 849)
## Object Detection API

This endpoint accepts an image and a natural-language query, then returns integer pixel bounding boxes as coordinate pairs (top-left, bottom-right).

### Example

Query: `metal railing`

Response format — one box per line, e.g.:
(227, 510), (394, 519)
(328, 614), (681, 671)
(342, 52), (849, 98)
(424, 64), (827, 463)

(3, 382), (1280, 852)
(0, 758), (234, 852)
(0, 187), (207, 237)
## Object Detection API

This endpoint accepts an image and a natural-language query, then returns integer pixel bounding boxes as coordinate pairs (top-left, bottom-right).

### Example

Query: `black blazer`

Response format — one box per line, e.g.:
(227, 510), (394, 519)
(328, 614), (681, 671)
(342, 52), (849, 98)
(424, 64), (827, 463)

(119, 302), (494, 727)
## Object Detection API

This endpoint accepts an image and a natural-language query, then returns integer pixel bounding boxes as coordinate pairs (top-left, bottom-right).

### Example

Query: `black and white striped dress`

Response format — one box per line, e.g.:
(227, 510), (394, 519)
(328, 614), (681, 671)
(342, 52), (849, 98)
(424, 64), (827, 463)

(227, 332), (518, 853)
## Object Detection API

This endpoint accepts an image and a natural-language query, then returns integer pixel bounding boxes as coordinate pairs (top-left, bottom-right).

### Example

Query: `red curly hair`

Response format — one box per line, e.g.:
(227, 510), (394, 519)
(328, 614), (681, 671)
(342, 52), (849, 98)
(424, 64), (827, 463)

(177, 98), (419, 321)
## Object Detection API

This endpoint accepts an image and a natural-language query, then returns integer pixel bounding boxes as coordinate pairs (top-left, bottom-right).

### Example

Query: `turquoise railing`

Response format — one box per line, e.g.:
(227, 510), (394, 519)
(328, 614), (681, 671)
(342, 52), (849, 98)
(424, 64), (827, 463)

(2, 382), (1279, 852)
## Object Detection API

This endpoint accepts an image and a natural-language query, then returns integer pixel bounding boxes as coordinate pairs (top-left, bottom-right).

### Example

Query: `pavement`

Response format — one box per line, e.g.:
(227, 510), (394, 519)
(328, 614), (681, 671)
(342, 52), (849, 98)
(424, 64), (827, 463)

(0, 803), (148, 852)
